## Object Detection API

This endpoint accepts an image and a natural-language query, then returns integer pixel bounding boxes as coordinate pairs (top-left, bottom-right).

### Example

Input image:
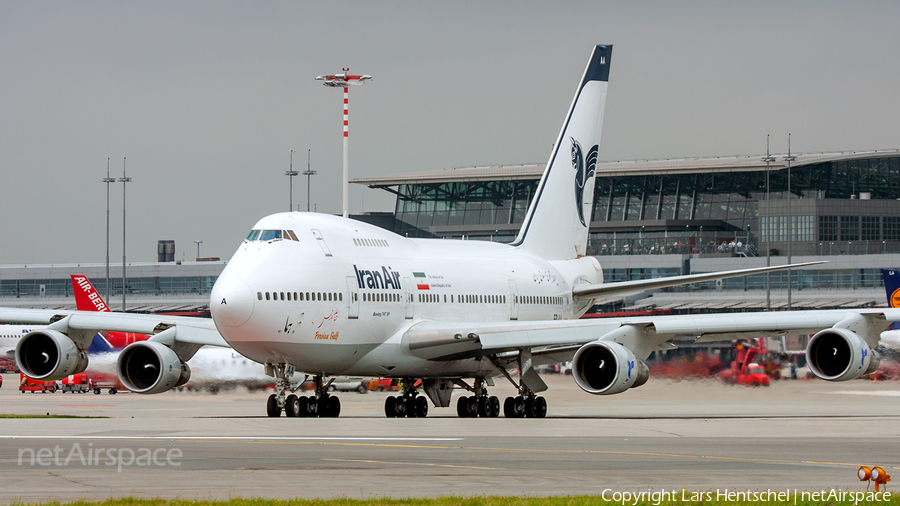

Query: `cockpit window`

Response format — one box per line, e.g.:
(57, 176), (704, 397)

(259, 230), (283, 241)
(246, 230), (261, 241)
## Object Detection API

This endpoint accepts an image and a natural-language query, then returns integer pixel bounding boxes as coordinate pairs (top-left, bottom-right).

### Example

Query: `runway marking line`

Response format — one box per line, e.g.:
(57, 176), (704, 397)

(324, 458), (502, 471)
(0, 436), (889, 470)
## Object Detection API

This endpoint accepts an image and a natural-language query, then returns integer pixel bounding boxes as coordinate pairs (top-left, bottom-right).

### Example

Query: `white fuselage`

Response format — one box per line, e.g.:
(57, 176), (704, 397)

(210, 212), (602, 378)
(1, 325), (43, 358)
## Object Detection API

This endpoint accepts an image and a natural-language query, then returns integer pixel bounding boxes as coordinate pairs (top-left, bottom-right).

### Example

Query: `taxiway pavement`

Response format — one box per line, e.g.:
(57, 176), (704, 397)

(1, 373), (898, 502)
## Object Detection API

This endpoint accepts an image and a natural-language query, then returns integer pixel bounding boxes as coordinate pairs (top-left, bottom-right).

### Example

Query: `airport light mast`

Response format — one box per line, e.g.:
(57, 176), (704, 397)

(102, 158), (114, 304)
(117, 158), (132, 312)
(285, 149), (299, 211)
(315, 68), (372, 218)
(302, 148), (317, 212)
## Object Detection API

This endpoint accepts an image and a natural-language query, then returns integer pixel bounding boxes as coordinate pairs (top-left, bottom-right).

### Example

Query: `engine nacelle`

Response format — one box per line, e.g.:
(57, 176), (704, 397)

(572, 341), (649, 395)
(807, 328), (880, 381)
(117, 341), (191, 394)
(15, 330), (89, 381)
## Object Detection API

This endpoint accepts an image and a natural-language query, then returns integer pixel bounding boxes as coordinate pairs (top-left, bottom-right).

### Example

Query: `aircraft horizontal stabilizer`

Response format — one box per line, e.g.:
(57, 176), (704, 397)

(572, 261), (827, 301)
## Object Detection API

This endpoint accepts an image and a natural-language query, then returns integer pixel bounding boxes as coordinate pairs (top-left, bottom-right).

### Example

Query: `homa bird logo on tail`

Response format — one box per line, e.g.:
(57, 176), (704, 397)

(571, 138), (598, 227)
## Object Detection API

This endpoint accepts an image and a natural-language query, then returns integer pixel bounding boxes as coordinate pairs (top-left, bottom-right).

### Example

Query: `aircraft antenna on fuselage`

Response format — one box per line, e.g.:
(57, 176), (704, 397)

(512, 45), (611, 261)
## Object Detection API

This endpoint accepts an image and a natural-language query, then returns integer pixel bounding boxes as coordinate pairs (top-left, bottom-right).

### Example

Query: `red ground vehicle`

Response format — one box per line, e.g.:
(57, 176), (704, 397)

(60, 373), (91, 393)
(19, 373), (57, 393)
(717, 339), (771, 386)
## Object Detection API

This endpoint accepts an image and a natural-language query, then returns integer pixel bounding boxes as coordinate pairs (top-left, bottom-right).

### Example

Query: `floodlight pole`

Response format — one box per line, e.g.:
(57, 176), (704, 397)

(195, 240), (203, 259)
(285, 149), (299, 211)
(315, 68), (372, 218)
(102, 158), (114, 304)
(762, 136), (775, 311)
(302, 148), (317, 212)
(784, 134), (796, 310)
(118, 158), (132, 312)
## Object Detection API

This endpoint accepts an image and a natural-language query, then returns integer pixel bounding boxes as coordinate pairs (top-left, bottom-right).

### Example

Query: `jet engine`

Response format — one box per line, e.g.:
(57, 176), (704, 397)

(117, 341), (191, 394)
(572, 341), (649, 395)
(806, 328), (880, 381)
(15, 330), (89, 381)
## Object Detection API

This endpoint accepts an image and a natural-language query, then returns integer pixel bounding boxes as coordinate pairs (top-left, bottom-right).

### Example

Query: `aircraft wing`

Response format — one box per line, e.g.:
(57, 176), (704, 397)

(572, 261), (826, 301)
(0, 308), (227, 348)
(402, 307), (900, 363)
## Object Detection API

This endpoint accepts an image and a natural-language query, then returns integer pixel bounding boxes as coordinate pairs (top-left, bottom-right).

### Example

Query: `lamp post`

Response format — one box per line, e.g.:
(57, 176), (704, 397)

(117, 158), (132, 312)
(302, 149), (317, 212)
(285, 149), (299, 211)
(762, 135), (775, 310)
(315, 69), (372, 218)
(194, 240), (203, 260)
(784, 134), (796, 310)
(102, 158), (114, 304)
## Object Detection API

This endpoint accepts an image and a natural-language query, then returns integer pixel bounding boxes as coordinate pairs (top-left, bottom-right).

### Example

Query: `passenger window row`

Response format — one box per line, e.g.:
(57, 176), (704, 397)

(362, 292), (401, 302)
(245, 229), (300, 242)
(515, 295), (563, 305)
(353, 238), (389, 247)
(257, 291), (343, 302)
(415, 293), (508, 304)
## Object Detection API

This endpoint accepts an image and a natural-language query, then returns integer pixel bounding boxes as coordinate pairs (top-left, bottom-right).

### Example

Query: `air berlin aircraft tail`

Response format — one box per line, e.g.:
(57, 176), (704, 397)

(71, 275), (111, 312)
(70, 275), (144, 351)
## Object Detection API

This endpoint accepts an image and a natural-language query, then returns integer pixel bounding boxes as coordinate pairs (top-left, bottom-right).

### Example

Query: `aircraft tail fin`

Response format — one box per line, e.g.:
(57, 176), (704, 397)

(512, 45), (611, 260)
(882, 269), (900, 329)
(70, 275), (111, 312)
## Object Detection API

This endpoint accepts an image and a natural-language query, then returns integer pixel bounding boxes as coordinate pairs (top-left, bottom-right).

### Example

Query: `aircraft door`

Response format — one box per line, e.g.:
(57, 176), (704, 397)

(403, 277), (414, 319)
(508, 279), (519, 320)
(346, 276), (359, 319)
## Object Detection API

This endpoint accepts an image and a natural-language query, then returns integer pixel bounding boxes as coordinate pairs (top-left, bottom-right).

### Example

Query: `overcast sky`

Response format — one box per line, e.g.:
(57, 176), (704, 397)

(2, 1), (899, 264)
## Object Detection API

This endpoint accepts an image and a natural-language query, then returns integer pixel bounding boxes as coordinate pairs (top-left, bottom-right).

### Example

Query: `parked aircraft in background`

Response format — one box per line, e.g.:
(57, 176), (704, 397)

(5, 45), (895, 420)
(68, 275), (270, 390)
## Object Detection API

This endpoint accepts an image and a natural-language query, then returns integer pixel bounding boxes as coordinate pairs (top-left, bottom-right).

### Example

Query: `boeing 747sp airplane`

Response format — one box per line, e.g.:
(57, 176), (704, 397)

(5, 45), (894, 418)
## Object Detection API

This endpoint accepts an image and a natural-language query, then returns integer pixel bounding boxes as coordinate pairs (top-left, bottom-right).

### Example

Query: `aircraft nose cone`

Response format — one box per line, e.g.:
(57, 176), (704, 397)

(210, 276), (254, 327)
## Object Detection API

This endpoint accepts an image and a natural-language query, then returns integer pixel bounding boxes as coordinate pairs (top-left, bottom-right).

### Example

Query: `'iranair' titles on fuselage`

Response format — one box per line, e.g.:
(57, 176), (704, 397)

(353, 265), (401, 290)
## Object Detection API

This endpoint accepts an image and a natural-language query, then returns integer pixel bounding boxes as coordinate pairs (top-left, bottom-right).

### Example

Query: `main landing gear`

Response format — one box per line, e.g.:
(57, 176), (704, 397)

(455, 378), (500, 418)
(265, 364), (341, 418)
(384, 379), (429, 418)
(490, 353), (549, 418)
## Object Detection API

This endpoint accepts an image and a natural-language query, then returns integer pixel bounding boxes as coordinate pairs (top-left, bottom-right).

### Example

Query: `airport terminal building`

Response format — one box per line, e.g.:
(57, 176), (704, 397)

(4, 149), (900, 313)
(352, 149), (900, 309)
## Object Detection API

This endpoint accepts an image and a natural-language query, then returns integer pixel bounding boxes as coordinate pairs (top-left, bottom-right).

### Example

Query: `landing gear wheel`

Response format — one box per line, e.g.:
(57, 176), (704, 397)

(456, 396), (470, 418)
(297, 396), (309, 417)
(385, 396), (397, 418)
(317, 396), (331, 417)
(533, 396), (547, 418)
(414, 396), (428, 418)
(476, 396), (488, 417)
(266, 394), (281, 417)
(327, 396), (341, 417)
(503, 396), (516, 417)
(396, 396), (408, 417)
(524, 396), (534, 418)
(305, 397), (318, 417)
(285, 394), (299, 417)
(489, 396), (500, 418)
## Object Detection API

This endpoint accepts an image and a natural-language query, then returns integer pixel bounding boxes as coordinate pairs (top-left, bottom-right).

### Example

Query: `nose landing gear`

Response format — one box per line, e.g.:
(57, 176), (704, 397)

(265, 364), (341, 418)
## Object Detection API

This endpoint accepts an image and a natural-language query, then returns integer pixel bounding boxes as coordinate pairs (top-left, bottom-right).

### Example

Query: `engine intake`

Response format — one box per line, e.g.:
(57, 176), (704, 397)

(572, 341), (649, 395)
(15, 330), (89, 381)
(807, 328), (880, 381)
(117, 341), (191, 394)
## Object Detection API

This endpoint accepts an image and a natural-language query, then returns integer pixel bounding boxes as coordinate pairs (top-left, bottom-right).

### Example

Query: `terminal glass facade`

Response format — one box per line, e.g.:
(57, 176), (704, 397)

(392, 155), (900, 256)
